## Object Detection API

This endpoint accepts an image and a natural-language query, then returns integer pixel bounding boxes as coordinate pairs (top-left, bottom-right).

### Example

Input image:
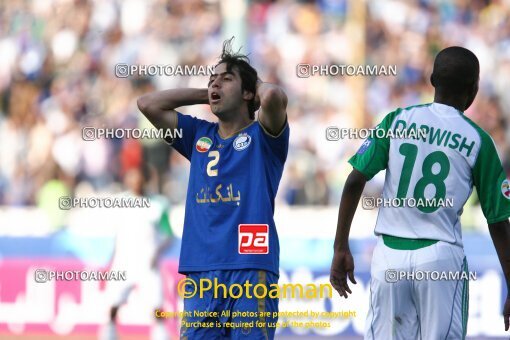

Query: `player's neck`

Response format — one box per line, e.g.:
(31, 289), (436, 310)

(433, 93), (467, 112)
(218, 116), (253, 139)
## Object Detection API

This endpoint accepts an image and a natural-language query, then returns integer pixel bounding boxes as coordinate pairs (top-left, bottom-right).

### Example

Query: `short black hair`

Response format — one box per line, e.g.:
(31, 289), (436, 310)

(431, 46), (479, 94)
(216, 37), (258, 120)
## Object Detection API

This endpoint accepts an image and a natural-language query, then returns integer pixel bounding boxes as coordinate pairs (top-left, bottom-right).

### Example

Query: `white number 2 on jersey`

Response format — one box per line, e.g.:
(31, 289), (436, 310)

(207, 150), (219, 176)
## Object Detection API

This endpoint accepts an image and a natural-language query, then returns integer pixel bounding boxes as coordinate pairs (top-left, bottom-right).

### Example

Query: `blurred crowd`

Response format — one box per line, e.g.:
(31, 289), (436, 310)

(1, 0), (509, 220)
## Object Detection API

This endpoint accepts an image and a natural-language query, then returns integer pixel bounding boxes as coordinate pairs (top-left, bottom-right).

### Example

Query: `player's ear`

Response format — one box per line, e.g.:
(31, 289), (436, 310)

(472, 78), (479, 96)
(243, 90), (255, 101)
(464, 81), (479, 110)
(430, 73), (436, 87)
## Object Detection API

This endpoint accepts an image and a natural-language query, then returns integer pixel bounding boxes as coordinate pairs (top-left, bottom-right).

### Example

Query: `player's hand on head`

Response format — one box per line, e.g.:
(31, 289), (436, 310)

(330, 249), (357, 299)
(503, 296), (510, 331)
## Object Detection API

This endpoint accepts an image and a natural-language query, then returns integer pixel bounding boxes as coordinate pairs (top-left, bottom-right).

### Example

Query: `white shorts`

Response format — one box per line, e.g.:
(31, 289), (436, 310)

(107, 266), (163, 309)
(365, 236), (469, 340)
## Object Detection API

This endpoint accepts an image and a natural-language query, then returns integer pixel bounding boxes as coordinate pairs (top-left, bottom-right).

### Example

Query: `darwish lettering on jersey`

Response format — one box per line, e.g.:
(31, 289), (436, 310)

(393, 120), (475, 157)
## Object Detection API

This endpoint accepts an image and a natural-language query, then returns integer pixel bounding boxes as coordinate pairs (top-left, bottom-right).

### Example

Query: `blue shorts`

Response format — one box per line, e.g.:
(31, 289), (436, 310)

(180, 269), (278, 340)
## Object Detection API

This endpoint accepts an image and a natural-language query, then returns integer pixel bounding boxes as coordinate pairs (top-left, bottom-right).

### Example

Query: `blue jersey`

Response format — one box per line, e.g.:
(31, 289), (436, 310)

(171, 112), (289, 275)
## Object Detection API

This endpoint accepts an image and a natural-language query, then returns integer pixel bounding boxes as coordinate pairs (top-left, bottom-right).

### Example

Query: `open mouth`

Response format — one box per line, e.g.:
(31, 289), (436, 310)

(210, 92), (221, 103)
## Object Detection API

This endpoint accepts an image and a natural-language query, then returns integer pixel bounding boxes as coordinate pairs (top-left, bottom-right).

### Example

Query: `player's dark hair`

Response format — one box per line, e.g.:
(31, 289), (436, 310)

(216, 37), (258, 120)
(430, 46), (479, 94)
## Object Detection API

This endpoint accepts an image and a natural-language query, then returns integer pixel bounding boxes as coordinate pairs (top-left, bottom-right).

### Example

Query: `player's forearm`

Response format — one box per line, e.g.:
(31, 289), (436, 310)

(137, 88), (209, 113)
(156, 238), (172, 259)
(489, 219), (510, 292)
(333, 169), (367, 251)
(256, 82), (287, 134)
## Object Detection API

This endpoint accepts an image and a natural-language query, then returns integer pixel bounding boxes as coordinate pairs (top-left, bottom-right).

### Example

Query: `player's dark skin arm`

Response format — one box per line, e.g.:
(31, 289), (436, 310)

(330, 168), (367, 298)
(151, 237), (173, 269)
(255, 81), (288, 135)
(137, 88), (209, 131)
(488, 219), (510, 331)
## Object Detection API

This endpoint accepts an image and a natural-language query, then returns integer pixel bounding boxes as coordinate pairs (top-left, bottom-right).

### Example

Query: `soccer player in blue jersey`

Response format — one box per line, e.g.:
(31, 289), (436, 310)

(137, 38), (288, 339)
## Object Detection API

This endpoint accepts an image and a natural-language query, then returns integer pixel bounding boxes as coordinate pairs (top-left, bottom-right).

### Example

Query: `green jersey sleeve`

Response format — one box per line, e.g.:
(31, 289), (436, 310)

(150, 195), (173, 238)
(348, 109), (401, 180)
(158, 206), (173, 238)
(472, 132), (510, 224)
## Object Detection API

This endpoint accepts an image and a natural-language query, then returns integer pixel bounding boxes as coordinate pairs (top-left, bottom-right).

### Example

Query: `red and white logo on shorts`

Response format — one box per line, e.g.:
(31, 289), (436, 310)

(238, 224), (269, 254)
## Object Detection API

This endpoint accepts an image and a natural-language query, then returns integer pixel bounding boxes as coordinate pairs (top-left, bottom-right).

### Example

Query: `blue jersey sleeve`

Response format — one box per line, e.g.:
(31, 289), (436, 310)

(170, 112), (210, 160)
(258, 120), (290, 165)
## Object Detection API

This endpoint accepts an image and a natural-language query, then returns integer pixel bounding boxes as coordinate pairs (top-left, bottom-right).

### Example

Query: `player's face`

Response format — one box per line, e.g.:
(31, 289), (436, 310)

(208, 63), (251, 119)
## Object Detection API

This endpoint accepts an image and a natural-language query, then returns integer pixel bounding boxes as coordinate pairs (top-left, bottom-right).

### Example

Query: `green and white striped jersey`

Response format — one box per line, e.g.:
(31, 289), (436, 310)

(349, 102), (510, 246)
